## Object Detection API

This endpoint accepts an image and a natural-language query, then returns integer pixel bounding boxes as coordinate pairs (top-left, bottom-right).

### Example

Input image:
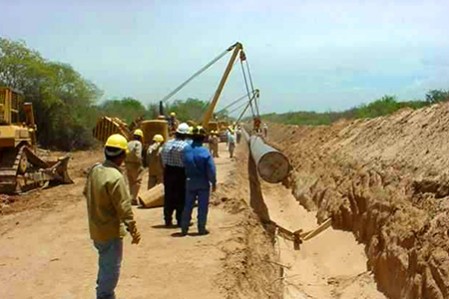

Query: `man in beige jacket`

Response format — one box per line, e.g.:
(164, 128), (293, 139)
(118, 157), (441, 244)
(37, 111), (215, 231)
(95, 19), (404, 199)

(84, 134), (141, 299)
(125, 129), (144, 204)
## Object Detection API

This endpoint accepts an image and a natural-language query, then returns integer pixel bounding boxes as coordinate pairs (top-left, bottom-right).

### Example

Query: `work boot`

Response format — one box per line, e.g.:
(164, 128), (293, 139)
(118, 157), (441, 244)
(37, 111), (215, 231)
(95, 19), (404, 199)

(165, 220), (173, 227)
(198, 229), (209, 236)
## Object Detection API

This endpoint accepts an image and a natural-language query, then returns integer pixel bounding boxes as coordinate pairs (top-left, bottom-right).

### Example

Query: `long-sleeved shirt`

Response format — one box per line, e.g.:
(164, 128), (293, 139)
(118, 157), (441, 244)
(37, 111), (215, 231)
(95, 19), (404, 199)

(147, 142), (163, 176)
(125, 140), (143, 164)
(84, 160), (135, 241)
(183, 141), (216, 190)
(161, 138), (188, 167)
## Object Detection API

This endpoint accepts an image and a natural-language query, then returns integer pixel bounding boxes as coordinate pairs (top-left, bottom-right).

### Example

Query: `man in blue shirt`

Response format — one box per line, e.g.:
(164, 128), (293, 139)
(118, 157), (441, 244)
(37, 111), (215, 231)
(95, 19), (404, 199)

(181, 126), (217, 236)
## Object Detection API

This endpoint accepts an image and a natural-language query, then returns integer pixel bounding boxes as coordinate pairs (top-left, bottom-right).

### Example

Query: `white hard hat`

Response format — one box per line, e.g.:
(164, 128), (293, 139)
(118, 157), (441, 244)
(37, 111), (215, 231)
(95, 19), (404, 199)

(176, 122), (190, 134)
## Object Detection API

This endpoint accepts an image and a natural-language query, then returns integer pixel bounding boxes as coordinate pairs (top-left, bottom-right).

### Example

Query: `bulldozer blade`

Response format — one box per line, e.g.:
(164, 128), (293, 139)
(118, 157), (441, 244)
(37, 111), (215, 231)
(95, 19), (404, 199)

(43, 155), (73, 184)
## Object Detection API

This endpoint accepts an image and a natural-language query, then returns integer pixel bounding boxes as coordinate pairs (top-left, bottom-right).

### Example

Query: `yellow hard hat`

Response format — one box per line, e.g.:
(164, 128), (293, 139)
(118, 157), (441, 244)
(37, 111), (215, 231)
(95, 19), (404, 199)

(170, 112), (176, 116)
(133, 129), (144, 138)
(105, 134), (129, 153)
(153, 134), (164, 143)
(192, 126), (206, 136)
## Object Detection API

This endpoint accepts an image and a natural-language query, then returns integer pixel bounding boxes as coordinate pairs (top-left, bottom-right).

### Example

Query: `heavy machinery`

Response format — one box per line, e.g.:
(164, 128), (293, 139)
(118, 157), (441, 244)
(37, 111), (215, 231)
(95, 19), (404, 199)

(93, 116), (133, 143)
(158, 42), (261, 134)
(0, 87), (73, 194)
(93, 116), (169, 150)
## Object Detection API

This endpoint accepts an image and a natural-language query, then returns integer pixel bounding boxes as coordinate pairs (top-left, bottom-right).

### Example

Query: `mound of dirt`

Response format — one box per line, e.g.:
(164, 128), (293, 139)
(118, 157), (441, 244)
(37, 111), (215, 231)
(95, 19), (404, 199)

(212, 149), (282, 299)
(267, 102), (449, 299)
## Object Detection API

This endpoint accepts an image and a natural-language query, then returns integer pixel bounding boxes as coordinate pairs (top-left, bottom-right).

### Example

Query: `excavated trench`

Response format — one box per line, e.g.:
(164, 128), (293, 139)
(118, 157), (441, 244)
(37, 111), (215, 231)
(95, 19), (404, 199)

(264, 103), (449, 299)
(238, 136), (384, 298)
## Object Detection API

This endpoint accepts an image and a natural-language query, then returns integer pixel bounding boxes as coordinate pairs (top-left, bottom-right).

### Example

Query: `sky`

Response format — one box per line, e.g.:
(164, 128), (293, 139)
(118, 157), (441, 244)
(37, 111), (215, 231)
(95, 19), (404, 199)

(1, 0), (449, 115)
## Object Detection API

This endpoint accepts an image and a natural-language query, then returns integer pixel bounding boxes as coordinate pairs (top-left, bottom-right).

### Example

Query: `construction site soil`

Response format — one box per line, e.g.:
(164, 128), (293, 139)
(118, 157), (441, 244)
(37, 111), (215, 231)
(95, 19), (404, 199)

(0, 146), (281, 299)
(268, 102), (449, 299)
(2, 102), (449, 298)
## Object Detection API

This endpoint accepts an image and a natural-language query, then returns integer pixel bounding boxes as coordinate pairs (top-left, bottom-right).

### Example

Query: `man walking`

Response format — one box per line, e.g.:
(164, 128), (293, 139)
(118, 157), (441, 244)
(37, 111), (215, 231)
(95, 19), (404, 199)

(181, 126), (217, 236)
(227, 128), (236, 158)
(146, 134), (164, 190)
(236, 126), (242, 144)
(161, 123), (189, 227)
(84, 134), (141, 299)
(209, 130), (220, 158)
(263, 123), (268, 138)
(125, 129), (144, 205)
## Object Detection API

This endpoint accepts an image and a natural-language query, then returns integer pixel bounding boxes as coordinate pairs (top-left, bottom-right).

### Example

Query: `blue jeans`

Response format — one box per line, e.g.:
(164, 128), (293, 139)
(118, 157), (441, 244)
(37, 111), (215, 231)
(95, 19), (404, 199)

(181, 188), (210, 233)
(93, 238), (123, 299)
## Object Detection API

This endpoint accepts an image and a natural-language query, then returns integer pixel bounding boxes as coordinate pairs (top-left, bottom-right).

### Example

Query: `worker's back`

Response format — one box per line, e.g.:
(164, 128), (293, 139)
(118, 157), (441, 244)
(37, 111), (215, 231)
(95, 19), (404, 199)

(125, 140), (143, 164)
(147, 143), (163, 175)
(84, 161), (132, 241)
(183, 142), (216, 189)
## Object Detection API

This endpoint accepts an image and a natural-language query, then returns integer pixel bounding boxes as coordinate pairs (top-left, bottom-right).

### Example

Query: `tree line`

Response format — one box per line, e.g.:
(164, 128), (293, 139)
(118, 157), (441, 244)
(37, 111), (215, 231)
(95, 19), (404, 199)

(0, 38), (219, 150)
(261, 92), (449, 126)
(3, 37), (447, 149)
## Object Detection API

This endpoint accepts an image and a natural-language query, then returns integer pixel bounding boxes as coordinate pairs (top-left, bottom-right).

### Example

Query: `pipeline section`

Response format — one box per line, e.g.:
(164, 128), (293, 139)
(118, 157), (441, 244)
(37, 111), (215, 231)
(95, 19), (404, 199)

(242, 129), (290, 184)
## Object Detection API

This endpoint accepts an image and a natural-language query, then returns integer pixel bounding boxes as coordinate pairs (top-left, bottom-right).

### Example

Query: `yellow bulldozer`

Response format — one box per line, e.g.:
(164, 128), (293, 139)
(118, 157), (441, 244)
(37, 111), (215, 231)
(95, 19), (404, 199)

(0, 87), (73, 194)
(93, 117), (169, 148)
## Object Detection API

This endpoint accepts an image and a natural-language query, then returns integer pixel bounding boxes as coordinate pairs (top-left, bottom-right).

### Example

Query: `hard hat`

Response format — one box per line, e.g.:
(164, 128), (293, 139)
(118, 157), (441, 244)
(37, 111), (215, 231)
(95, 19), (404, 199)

(170, 112), (176, 117)
(105, 134), (129, 154)
(192, 126), (206, 136)
(153, 134), (164, 143)
(176, 122), (190, 134)
(133, 129), (144, 138)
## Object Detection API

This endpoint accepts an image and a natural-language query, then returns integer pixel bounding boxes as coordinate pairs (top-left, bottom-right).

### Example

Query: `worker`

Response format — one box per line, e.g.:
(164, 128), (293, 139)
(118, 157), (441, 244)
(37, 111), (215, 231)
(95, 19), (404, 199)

(227, 128), (236, 158)
(83, 134), (141, 299)
(161, 122), (189, 227)
(181, 126), (217, 236)
(263, 123), (268, 137)
(185, 126), (194, 145)
(236, 126), (242, 144)
(168, 112), (178, 133)
(146, 134), (164, 190)
(125, 129), (144, 205)
(209, 130), (219, 158)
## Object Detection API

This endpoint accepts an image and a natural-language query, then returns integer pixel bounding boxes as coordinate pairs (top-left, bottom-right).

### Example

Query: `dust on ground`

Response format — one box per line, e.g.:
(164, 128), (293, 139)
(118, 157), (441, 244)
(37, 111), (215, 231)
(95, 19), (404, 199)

(0, 145), (280, 299)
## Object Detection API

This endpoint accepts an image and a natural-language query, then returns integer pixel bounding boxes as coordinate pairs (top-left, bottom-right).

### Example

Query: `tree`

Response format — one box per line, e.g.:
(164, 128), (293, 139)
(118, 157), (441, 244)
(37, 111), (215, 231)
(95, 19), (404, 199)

(356, 95), (400, 119)
(0, 38), (101, 150)
(425, 89), (449, 103)
(99, 97), (146, 124)
(166, 98), (209, 122)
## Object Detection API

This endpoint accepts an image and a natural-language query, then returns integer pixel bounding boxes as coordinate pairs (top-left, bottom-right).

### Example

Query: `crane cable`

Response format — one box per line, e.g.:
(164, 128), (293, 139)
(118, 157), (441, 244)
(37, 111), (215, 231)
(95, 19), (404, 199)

(235, 90), (259, 124)
(245, 60), (260, 117)
(159, 44), (236, 104)
(215, 90), (257, 115)
(227, 100), (252, 115)
(240, 59), (256, 118)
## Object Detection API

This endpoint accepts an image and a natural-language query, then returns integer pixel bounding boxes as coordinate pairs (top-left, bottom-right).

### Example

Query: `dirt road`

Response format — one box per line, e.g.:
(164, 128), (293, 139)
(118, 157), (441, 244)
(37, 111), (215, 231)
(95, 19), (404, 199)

(0, 138), (391, 299)
(0, 146), (279, 299)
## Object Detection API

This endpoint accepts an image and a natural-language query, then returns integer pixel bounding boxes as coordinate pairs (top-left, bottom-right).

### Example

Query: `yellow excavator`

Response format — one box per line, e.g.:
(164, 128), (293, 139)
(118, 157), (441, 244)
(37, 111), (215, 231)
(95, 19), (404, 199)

(0, 87), (73, 194)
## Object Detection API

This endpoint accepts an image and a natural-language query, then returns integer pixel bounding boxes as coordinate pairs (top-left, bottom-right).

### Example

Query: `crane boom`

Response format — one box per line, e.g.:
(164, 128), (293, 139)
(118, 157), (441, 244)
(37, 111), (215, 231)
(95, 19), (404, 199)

(201, 42), (243, 128)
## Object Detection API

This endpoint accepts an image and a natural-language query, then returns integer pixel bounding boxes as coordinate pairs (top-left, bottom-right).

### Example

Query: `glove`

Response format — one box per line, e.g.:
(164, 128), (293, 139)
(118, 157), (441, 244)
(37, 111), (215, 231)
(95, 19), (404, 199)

(126, 221), (141, 245)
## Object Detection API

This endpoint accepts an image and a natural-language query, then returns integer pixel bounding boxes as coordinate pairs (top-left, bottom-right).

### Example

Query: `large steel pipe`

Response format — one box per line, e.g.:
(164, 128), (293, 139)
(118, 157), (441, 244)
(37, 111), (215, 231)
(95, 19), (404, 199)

(243, 129), (290, 183)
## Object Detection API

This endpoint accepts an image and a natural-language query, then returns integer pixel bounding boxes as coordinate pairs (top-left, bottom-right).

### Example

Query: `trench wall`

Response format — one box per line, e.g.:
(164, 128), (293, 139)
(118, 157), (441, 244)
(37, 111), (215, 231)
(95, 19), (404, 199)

(268, 103), (449, 299)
